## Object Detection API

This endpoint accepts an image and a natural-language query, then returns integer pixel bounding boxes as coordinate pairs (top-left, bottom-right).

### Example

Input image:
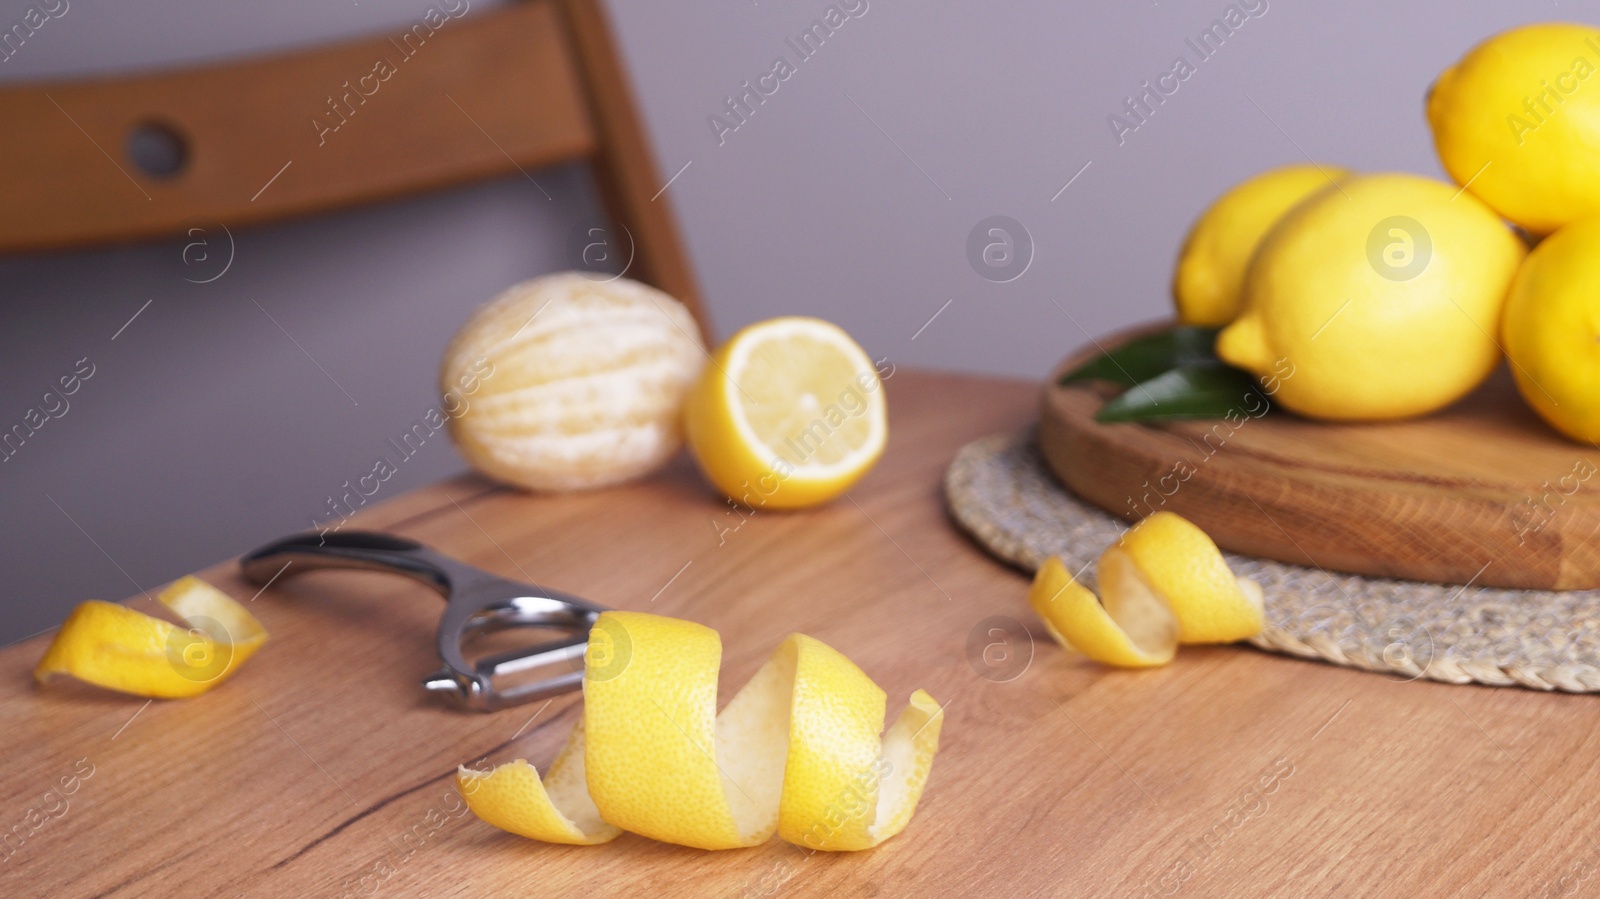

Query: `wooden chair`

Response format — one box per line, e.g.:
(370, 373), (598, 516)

(0, 0), (707, 333)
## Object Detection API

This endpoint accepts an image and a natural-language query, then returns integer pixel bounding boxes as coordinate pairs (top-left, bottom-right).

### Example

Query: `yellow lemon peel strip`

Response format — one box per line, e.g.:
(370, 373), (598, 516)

(455, 721), (620, 845)
(34, 576), (269, 698)
(457, 611), (943, 851)
(1029, 512), (1263, 668)
(1029, 557), (1177, 668)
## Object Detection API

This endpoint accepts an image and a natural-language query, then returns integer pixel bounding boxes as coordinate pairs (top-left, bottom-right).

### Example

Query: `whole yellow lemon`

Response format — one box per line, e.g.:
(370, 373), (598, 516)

(1502, 215), (1600, 443)
(1173, 164), (1348, 326)
(1216, 173), (1527, 421)
(1428, 22), (1600, 235)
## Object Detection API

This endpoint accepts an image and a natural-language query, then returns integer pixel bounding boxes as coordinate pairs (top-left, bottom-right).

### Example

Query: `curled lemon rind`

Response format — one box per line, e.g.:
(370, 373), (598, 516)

(457, 611), (943, 851)
(1029, 557), (1176, 668)
(456, 720), (621, 846)
(1029, 512), (1263, 669)
(34, 576), (269, 698)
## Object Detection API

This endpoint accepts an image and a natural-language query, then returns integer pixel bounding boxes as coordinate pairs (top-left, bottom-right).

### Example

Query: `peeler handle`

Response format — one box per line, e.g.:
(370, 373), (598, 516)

(240, 530), (460, 597)
(240, 529), (609, 712)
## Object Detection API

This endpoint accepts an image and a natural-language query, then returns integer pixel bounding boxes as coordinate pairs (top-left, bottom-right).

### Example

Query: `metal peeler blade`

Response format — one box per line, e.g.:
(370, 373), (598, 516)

(239, 530), (607, 711)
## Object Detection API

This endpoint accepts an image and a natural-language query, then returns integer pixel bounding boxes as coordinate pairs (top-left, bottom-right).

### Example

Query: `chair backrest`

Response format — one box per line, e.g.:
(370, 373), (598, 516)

(0, 0), (707, 332)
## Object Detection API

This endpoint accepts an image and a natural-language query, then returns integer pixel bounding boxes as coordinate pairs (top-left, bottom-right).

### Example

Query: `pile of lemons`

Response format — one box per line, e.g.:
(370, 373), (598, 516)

(1175, 22), (1600, 443)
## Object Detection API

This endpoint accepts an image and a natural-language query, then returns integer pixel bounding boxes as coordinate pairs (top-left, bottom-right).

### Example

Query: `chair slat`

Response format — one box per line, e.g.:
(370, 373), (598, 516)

(0, 2), (596, 253)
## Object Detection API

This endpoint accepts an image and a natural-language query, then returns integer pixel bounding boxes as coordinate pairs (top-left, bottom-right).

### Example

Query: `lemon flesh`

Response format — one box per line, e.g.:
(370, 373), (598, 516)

(1216, 172), (1526, 421)
(1174, 163), (1349, 326)
(1028, 513), (1262, 669)
(458, 611), (943, 851)
(685, 317), (887, 509)
(1502, 215), (1600, 443)
(35, 577), (269, 699)
(1428, 23), (1600, 235)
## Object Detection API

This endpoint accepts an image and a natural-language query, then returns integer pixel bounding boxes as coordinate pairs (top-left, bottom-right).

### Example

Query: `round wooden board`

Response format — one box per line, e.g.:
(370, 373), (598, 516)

(1038, 324), (1600, 591)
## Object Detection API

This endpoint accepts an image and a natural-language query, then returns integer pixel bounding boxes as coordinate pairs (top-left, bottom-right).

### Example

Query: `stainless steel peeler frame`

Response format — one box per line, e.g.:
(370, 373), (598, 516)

(240, 530), (606, 711)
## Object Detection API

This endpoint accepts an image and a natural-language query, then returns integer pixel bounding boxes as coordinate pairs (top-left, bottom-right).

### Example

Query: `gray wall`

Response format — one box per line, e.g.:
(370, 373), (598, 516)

(0, 0), (1559, 643)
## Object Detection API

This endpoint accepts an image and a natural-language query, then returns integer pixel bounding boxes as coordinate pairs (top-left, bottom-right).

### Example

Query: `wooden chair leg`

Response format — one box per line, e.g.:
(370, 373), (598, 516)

(557, 0), (711, 341)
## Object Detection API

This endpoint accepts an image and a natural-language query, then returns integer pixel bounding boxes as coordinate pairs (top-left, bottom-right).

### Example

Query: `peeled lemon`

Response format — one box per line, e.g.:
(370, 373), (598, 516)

(1428, 23), (1600, 235)
(1173, 163), (1348, 326)
(1216, 173), (1526, 421)
(440, 273), (705, 491)
(1502, 215), (1600, 443)
(1029, 512), (1262, 669)
(684, 317), (887, 509)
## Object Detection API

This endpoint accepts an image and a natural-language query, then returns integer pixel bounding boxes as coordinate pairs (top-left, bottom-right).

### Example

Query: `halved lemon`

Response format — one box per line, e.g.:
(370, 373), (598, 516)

(684, 317), (887, 509)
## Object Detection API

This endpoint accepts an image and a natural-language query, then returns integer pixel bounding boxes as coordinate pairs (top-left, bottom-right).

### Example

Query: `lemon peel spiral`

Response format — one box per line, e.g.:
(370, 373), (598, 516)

(457, 611), (944, 851)
(1029, 512), (1263, 668)
(34, 576), (269, 698)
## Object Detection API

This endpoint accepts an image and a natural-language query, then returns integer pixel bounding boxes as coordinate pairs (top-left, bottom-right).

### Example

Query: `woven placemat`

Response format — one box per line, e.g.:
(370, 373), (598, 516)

(945, 429), (1600, 693)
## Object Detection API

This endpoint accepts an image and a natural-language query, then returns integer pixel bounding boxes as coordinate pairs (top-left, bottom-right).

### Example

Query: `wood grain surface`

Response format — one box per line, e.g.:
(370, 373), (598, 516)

(1040, 330), (1600, 591)
(4, 371), (1598, 898)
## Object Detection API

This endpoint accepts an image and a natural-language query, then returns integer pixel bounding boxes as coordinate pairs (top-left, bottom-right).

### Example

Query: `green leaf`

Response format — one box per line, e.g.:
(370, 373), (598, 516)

(1094, 365), (1268, 423)
(1058, 325), (1221, 387)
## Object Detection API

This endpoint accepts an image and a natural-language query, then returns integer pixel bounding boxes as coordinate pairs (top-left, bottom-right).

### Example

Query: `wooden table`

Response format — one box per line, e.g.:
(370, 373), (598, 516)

(3, 371), (1596, 898)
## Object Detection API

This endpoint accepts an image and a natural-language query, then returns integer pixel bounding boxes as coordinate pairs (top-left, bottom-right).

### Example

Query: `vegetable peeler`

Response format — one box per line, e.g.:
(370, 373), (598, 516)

(240, 530), (606, 711)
